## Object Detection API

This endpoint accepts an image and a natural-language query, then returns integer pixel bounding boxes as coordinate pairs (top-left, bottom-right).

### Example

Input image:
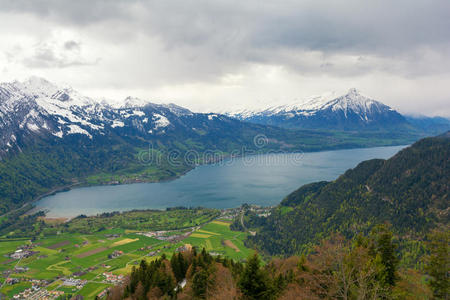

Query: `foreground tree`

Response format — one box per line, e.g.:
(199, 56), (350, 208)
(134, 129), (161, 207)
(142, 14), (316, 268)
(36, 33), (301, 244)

(238, 253), (273, 300)
(371, 224), (399, 288)
(294, 234), (387, 299)
(425, 229), (449, 299)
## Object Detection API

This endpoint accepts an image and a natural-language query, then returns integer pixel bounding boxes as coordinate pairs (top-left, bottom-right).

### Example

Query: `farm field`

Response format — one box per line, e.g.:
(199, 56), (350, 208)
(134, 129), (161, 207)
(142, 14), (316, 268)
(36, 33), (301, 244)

(183, 221), (253, 260)
(0, 216), (251, 299)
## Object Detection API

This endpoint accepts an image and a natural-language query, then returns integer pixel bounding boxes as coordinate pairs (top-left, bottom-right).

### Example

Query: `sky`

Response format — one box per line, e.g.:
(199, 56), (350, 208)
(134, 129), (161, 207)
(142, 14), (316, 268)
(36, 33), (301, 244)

(0, 0), (449, 116)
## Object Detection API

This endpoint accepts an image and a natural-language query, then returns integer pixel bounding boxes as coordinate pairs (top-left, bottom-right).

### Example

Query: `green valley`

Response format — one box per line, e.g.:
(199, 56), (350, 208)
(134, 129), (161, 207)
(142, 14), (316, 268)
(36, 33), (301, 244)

(0, 208), (253, 299)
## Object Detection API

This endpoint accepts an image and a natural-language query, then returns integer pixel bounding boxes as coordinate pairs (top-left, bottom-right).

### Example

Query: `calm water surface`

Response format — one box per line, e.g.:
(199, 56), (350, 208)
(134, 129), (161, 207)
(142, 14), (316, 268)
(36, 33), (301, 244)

(36, 145), (406, 217)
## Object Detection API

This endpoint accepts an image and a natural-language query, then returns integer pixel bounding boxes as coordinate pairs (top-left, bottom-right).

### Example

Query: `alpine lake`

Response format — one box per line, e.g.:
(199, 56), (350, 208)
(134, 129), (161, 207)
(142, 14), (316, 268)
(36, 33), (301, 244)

(36, 145), (406, 218)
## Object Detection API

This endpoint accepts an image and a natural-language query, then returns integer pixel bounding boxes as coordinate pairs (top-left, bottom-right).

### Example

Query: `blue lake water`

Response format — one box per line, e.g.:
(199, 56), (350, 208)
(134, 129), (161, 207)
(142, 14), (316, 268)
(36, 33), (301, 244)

(36, 145), (407, 217)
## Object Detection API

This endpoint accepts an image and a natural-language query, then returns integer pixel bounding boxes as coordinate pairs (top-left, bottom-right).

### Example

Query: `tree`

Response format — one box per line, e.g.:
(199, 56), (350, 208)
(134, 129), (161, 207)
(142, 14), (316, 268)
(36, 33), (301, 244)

(134, 282), (145, 300)
(295, 234), (388, 299)
(192, 269), (209, 299)
(238, 253), (273, 300)
(425, 229), (449, 299)
(370, 224), (398, 287)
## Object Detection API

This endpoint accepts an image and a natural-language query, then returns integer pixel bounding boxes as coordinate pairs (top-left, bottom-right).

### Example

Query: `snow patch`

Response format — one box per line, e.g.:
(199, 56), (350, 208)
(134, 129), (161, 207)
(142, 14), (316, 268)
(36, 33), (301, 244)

(133, 110), (145, 117)
(67, 125), (92, 138)
(27, 123), (40, 132)
(111, 120), (125, 128)
(53, 131), (64, 138)
(153, 114), (170, 129)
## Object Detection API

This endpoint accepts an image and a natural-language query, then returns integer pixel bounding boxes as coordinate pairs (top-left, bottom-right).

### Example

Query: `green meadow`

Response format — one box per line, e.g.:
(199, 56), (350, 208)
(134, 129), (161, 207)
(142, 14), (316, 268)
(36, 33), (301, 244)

(0, 217), (252, 299)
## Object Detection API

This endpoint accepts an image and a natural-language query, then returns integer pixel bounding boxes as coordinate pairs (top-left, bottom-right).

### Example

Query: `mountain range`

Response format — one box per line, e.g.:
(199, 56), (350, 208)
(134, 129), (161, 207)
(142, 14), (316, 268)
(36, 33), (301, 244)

(226, 88), (449, 132)
(1, 78), (448, 156)
(0, 76), (214, 154)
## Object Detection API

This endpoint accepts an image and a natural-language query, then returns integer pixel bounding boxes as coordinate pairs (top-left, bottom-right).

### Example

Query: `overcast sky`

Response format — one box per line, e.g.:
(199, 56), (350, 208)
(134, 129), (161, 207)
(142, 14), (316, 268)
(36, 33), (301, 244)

(0, 0), (449, 116)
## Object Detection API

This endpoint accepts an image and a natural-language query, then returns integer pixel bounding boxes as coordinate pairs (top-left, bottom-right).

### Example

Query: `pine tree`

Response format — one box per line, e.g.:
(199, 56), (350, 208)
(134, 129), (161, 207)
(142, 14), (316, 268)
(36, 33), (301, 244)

(192, 269), (209, 299)
(371, 224), (398, 287)
(238, 253), (273, 300)
(425, 229), (449, 299)
(171, 254), (181, 281)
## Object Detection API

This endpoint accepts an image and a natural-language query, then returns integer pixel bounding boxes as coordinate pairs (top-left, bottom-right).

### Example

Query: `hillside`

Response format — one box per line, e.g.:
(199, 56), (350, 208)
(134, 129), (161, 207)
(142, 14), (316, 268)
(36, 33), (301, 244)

(243, 133), (450, 256)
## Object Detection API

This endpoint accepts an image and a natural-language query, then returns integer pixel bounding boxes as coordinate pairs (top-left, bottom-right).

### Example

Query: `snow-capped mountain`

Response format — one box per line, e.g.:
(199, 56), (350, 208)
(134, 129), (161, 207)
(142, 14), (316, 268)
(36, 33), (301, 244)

(0, 77), (224, 153)
(227, 89), (408, 130)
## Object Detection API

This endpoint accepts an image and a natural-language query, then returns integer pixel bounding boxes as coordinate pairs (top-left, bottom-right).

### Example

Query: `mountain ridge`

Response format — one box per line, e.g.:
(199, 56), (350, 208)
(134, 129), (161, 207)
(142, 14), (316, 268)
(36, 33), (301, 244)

(226, 89), (437, 131)
(0, 77), (208, 154)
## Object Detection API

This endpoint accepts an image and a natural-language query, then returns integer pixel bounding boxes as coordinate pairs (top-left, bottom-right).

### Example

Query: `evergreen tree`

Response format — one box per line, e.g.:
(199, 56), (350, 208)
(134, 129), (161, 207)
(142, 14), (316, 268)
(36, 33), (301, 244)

(192, 269), (209, 299)
(371, 224), (398, 287)
(425, 229), (449, 299)
(238, 253), (273, 300)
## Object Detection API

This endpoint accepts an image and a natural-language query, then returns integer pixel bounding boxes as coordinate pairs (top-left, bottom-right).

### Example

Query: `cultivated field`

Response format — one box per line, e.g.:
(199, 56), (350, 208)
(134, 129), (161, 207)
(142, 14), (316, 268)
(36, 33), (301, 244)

(0, 217), (251, 299)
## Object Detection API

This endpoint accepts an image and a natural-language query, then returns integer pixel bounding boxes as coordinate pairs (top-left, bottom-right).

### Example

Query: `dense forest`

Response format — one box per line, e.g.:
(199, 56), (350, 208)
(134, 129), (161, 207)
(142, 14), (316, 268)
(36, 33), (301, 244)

(106, 226), (448, 299)
(239, 133), (449, 257)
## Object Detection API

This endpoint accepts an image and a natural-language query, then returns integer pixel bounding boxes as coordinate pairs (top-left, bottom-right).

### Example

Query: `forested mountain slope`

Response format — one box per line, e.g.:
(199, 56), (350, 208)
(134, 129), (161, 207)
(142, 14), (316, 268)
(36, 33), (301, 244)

(244, 133), (449, 256)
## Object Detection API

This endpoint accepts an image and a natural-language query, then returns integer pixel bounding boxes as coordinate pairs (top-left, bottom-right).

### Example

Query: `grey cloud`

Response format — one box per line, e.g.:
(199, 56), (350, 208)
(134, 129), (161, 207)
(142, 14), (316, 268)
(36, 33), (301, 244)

(64, 40), (80, 51)
(2, 0), (450, 80)
(23, 42), (98, 69)
(0, 0), (449, 116)
(0, 0), (134, 25)
(2, 0), (449, 54)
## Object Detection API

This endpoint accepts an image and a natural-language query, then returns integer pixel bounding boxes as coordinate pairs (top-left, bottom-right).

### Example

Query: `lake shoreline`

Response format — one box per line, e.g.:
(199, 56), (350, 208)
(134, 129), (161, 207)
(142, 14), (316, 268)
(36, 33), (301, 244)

(34, 144), (409, 218)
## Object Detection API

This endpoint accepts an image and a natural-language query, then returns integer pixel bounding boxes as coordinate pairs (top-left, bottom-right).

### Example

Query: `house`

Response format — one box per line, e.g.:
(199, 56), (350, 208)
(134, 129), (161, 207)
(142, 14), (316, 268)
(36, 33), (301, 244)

(176, 244), (192, 253)
(6, 278), (20, 285)
(14, 266), (29, 273)
(108, 250), (123, 259)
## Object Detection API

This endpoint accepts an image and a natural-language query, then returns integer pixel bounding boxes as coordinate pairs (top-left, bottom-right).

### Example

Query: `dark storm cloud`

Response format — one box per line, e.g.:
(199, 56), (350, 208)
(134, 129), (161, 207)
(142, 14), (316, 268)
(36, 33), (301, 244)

(1, 0), (449, 78)
(2, 0), (449, 53)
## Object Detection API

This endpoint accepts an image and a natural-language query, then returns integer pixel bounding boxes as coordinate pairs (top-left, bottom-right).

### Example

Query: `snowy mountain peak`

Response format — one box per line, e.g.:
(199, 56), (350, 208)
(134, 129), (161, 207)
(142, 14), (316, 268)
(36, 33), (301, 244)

(347, 88), (360, 96)
(341, 88), (370, 104)
(14, 76), (59, 97)
(121, 96), (150, 108)
(226, 89), (405, 130)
